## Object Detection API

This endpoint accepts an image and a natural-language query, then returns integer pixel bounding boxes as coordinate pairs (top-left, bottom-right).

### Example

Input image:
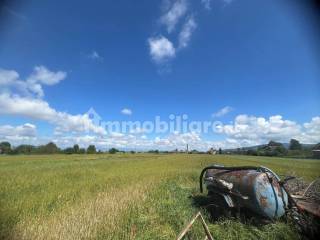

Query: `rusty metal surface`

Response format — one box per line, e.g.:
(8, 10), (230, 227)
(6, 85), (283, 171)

(204, 168), (288, 219)
(295, 199), (320, 218)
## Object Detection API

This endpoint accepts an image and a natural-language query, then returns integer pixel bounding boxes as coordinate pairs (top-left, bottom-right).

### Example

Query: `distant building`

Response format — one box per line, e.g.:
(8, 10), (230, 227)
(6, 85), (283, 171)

(312, 150), (320, 159)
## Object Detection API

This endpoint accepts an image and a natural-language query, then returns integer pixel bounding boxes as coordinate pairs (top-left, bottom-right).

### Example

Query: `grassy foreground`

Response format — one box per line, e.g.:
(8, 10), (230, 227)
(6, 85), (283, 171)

(0, 154), (319, 240)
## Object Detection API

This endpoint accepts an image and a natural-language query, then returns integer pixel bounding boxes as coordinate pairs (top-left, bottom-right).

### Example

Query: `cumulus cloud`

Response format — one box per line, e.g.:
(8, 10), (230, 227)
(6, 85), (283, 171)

(161, 0), (188, 33)
(300, 117), (320, 143)
(178, 15), (197, 49)
(2, 114), (319, 150)
(216, 114), (320, 146)
(0, 123), (36, 138)
(51, 131), (215, 151)
(0, 123), (39, 145)
(0, 67), (106, 135)
(148, 36), (176, 63)
(0, 66), (66, 98)
(148, 0), (198, 65)
(212, 106), (233, 118)
(0, 93), (106, 135)
(121, 108), (133, 115)
(27, 66), (66, 86)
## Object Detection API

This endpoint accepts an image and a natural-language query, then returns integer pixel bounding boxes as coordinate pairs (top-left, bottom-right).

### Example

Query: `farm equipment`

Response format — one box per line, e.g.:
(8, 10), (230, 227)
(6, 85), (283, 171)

(199, 164), (320, 238)
(200, 165), (289, 220)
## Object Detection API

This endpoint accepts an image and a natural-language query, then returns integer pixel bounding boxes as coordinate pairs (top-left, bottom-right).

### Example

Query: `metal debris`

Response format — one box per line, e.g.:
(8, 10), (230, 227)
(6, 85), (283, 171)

(199, 164), (320, 239)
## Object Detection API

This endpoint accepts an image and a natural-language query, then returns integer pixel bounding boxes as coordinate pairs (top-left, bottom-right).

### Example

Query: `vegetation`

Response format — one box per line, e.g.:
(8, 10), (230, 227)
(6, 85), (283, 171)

(86, 145), (97, 154)
(0, 154), (319, 239)
(231, 139), (320, 159)
(289, 139), (302, 151)
(1, 139), (319, 159)
(108, 148), (119, 154)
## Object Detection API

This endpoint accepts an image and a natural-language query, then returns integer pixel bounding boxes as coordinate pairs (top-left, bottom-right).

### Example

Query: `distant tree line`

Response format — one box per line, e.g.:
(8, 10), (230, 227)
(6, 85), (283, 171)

(1, 139), (319, 158)
(225, 139), (320, 159)
(0, 142), (124, 155)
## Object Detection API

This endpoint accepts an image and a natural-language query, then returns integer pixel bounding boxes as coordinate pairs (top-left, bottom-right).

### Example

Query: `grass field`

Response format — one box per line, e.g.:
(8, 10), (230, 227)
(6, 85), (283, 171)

(0, 154), (319, 240)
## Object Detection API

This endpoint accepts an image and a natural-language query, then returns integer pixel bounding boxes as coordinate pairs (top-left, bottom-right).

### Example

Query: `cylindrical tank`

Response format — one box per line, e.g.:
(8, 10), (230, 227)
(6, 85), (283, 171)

(204, 169), (288, 219)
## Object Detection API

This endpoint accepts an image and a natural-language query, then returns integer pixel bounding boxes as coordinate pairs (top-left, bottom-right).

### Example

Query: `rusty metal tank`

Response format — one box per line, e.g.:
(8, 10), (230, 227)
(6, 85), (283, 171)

(200, 165), (289, 219)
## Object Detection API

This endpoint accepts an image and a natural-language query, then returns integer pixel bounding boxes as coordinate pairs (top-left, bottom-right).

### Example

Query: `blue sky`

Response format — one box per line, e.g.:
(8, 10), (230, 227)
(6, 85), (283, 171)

(0, 0), (319, 150)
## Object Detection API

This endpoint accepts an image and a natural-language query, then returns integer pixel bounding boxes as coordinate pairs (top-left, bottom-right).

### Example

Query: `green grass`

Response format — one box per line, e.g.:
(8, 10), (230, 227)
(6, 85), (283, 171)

(0, 154), (319, 239)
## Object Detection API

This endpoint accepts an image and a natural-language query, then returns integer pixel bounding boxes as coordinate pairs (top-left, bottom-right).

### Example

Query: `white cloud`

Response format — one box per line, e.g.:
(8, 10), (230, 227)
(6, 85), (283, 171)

(0, 67), (105, 135)
(2, 115), (319, 150)
(161, 0), (188, 33)
(88, 50), (103, 61)
(0, 123), (39, 146)
(300, 117), (320, 143)
(148, 36), (176, 63)
(0, 123), (36, 138)
(121, 108), (133, 115)
(178, 15), (197, 49)
(216, 114), (320, 146)
(27, 66), (66, 86)
(0, 66), (66, 98)
(0, 93), (106, 135)
(212, 106), (233, 118)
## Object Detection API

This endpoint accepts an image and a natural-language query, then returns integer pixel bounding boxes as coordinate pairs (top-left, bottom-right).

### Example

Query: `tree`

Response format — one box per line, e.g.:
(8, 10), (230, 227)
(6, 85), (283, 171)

(218, 148), (222, 154)
(64, 147), (74, 154)
(257, 141), (287, 157)
(108, 148), (119, 154)
(41, 142), (59, 154)
(0, 142), (11, 154)
(79, 148), (86, 154)
(73, 144), (80, 154)
(14, 145), (35, 154)
(289, 139), (302, 150)
(87, 145), (96, 154)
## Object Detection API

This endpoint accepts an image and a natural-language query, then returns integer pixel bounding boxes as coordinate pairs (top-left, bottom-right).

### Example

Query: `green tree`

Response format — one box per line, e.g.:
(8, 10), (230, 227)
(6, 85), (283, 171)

(79, 148), (86, 154)
(108, 148), (119, 154)
(289, 139), (302, 150)
(40, 142), (59, 154)
(218, 148), (222, 154)
(87, 145), (96, 154)
(64, 147), (74, 154)
(73, 144), (80, 154)
(0, 142), (11, 154)
(257, 141), (287, 157)
(14, 145), (35, 154)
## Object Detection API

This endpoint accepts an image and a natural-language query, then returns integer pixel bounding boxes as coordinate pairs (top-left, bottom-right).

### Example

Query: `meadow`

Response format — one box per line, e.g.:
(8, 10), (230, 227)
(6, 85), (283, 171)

(0, 154), (319, 240)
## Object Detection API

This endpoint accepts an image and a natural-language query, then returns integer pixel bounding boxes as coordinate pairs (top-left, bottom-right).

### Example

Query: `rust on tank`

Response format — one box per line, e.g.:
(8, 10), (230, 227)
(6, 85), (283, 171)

(259, 196), (269, 208)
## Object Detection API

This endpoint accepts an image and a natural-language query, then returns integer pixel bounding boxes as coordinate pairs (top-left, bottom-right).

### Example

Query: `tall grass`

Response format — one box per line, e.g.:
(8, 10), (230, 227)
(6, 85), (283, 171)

(0, 154), (319, 239)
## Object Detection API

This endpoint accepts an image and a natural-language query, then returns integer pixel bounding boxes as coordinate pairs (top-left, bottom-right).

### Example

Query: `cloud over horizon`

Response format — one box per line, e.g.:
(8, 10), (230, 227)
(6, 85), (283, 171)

(0, 67), (106, 136)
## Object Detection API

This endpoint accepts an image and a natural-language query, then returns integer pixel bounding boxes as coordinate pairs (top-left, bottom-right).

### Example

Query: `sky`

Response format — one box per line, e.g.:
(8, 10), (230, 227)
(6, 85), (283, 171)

(0, 0), (319, 151)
